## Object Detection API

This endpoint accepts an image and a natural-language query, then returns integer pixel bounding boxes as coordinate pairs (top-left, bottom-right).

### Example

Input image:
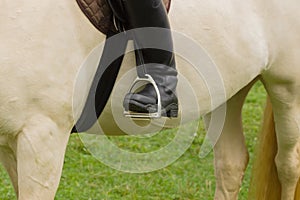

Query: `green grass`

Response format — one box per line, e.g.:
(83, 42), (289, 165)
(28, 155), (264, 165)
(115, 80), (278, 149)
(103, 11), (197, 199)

(0, 82), (267, 200)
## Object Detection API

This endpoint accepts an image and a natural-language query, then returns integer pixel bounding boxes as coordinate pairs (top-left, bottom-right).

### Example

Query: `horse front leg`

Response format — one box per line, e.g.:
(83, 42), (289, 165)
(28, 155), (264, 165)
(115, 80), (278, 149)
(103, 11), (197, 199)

(16, 114), (70, 200)
(205, 82), (254, 200)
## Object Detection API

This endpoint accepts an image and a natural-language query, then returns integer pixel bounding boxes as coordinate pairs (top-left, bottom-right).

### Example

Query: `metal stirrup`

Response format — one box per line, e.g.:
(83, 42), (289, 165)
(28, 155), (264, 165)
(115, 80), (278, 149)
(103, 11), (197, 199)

(124, 74), (162, 119)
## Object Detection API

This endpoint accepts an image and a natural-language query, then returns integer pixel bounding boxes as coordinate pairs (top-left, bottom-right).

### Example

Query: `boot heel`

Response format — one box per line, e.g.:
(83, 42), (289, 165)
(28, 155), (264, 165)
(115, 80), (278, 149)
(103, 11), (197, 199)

(164, 104), (178, 118)
(167, 109), (178, 118)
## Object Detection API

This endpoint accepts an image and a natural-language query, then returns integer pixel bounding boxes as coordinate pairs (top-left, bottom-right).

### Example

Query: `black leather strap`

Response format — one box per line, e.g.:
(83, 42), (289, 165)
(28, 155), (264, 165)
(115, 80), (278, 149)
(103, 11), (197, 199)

(72, 31), (128, 133)
(107, 0), (127, 31)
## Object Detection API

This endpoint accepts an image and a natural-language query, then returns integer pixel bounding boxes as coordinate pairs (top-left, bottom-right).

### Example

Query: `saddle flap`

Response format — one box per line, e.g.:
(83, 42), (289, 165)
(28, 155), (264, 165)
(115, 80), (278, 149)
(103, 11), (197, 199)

(76, 0), (115, 33)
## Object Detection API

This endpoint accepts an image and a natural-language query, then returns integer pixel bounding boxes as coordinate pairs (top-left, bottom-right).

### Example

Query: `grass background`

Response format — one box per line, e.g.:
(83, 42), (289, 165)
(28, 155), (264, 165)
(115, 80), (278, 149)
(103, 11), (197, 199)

(0, 82), (267, 200)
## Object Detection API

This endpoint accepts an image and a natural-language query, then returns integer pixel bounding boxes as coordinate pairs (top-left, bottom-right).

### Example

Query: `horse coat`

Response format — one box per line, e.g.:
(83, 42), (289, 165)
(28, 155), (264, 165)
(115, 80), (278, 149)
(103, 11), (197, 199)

(2, 0), (300, 199)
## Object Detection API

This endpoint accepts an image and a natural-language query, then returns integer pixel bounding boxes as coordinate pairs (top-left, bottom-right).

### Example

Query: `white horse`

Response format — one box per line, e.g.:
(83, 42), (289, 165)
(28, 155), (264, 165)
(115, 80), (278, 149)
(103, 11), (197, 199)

(1, 0), (300, 199)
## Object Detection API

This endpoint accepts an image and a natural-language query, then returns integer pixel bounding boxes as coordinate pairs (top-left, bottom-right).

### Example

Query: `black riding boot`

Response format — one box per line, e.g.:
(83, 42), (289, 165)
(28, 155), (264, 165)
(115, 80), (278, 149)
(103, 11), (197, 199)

(122, 0), (178, 117)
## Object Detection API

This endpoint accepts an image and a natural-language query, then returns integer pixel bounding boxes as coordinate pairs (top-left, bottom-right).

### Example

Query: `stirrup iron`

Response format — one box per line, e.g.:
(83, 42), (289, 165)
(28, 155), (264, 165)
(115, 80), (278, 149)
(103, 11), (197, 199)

(124, 74), (162, 119)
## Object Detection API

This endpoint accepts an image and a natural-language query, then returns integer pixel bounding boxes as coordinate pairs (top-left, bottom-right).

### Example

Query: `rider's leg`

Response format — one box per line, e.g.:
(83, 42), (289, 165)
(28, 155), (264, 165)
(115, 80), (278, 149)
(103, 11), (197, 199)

(122, 0), (178, 117)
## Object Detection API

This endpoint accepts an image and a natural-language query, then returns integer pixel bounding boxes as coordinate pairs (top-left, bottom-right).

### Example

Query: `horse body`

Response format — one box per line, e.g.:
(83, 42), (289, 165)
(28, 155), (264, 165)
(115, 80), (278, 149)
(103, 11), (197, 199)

(1, 0), (300, 199)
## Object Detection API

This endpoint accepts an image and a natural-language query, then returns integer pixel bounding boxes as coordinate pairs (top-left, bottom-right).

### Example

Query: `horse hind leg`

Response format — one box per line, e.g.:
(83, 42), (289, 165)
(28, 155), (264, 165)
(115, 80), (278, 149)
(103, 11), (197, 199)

(271, 101), (300, 200)
(205, 81), (255, 200)
(263, 77), (300, 200)
(16, 114), (70, 200)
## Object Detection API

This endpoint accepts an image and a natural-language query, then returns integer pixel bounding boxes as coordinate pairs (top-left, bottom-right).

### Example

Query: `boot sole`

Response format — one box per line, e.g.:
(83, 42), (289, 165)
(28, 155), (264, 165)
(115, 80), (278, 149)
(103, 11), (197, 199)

(125, 100), (178, 118)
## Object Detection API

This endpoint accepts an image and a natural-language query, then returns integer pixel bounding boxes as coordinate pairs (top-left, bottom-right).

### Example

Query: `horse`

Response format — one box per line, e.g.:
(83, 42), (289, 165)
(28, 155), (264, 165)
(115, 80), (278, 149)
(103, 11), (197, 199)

(1, 0), (300, 199)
